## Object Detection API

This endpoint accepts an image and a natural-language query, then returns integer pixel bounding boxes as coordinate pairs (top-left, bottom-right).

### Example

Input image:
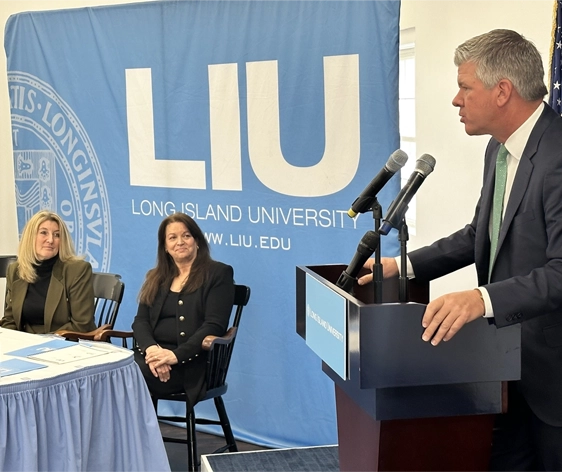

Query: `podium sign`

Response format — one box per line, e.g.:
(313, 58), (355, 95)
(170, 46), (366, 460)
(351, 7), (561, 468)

(305, 273), (347, 379)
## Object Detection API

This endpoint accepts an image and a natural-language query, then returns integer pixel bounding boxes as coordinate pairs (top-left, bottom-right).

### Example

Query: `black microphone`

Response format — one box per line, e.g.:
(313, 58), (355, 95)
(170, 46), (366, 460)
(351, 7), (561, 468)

(347, 149), (409, 218)
(336, 230), (380, 293)
(379, 154), (436, 235)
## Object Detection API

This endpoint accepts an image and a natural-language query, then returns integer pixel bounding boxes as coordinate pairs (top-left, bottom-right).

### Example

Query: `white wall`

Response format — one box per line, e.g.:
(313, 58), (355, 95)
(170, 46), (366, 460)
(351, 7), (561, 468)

(401, 0), (553, 298)
(0, 0), (555, 300)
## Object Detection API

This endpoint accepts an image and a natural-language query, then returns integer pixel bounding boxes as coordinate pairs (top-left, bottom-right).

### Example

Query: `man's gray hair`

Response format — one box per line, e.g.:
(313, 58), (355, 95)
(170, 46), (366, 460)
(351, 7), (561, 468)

(454, 29), (548, 101)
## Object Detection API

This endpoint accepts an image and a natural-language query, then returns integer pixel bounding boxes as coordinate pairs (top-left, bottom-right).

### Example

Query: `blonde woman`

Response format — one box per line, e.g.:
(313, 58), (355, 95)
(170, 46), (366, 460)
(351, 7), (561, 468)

(1, 210), (96, 333)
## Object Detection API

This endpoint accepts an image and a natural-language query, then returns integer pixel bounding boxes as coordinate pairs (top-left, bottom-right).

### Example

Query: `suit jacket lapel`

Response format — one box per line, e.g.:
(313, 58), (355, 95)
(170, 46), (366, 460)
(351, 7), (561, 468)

(475, 146), (497, 276)
(495, 106), (551, 255)
(498, 156), (533, 250)
(150, 287), (167, 328)
(11, 277), (27, 330)
(44, 259), (64, 332)
(480, 162), (495, 231)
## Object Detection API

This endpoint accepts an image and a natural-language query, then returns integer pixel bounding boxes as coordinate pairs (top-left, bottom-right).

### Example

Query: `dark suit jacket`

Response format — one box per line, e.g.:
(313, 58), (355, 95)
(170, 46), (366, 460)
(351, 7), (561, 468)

(409, 104), (562, 427)
(132, 261), (235, 404)
(1, 258), (96, 334)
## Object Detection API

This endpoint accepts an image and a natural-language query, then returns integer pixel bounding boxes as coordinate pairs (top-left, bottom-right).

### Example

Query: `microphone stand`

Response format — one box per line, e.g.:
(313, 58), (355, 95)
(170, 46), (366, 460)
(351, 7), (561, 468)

(371, 199), (383, 304)
(398, 218), (409, 303)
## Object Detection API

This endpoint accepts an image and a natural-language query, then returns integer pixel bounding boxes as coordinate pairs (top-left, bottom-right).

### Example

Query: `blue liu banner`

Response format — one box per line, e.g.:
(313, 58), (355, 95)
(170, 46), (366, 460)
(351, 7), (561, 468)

(5, 0), (401, 447)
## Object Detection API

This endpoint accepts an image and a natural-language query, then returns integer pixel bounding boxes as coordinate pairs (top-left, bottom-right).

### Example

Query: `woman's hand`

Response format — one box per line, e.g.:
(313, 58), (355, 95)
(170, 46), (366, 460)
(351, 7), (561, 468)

(144, 345), (178, 382)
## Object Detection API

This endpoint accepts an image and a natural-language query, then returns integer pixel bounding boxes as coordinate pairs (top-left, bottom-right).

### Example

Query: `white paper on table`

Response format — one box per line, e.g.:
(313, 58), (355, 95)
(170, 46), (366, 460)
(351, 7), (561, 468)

(78, 340), (131, 353)
(27, 344), (109, 364)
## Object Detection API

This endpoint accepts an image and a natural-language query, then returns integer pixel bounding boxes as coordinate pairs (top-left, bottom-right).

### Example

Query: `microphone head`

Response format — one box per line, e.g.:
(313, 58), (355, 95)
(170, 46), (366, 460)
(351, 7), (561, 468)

(385, 149), (409, 173)
(360, 230), (380, 252)
(415, 153), (436, 177)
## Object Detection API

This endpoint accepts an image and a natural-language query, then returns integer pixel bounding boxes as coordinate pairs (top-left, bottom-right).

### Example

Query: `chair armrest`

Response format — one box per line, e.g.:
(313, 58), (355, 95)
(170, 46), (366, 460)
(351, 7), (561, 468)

(96, 327), (236, 349)
(202, 327), (237, 351)
(94, 329), (134, 342)
(56, 324), (112, 341)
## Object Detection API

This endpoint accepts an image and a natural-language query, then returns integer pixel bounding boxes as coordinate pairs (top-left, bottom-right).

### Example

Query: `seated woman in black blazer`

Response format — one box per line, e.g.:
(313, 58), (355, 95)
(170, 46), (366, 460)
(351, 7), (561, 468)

(132, 212), (235, 407)
(1, 210), (96, 334)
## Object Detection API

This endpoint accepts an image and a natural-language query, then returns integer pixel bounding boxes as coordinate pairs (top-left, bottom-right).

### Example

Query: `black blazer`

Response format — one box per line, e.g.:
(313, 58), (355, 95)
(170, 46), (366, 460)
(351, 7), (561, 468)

(409, 104), (562, 427)
(132, 261), (235, 364)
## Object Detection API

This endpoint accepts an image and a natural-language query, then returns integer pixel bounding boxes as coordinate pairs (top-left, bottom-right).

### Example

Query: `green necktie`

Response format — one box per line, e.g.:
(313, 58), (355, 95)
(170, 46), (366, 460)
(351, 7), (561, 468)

(489, 144), (508, 281)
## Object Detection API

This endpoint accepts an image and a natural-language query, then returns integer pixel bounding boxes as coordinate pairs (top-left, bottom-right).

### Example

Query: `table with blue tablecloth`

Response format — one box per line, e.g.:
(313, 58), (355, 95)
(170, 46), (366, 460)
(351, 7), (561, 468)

(0, 327), (170, 471)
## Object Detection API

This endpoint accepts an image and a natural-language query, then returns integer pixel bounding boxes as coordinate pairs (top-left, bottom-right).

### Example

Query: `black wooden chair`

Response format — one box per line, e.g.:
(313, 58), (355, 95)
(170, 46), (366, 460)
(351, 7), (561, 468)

(1, 255), (17, 312)
(58, 272), (125, 341)
(0, 255), (17, 278)
(98, 283), (251, 472)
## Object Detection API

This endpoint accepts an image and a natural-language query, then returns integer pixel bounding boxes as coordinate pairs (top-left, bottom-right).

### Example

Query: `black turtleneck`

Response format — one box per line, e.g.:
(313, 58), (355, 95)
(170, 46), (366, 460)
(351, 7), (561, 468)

(21, 254), (58, 327)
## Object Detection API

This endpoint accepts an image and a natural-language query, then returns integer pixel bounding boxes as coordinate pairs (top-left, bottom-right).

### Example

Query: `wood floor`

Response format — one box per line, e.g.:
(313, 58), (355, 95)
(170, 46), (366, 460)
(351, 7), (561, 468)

(160, 422), (269, 471)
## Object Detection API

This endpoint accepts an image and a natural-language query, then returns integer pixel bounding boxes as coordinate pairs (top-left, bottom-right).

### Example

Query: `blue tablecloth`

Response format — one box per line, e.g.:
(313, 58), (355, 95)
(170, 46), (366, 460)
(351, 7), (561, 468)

(0, 329), (170, 471)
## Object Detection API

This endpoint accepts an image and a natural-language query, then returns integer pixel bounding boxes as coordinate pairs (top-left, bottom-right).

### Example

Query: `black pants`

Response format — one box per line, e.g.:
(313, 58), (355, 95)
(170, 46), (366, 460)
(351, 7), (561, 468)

(490, 383), (562, 471)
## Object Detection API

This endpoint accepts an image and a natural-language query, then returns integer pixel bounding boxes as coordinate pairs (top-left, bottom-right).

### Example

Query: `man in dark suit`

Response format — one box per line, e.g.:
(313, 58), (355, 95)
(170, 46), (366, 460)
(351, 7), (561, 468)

(359, 29), (562, 470)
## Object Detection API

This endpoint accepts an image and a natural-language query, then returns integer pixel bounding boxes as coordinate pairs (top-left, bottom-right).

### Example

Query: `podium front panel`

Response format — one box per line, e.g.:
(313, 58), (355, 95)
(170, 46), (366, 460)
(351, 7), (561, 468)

(356, 302), (520, 389)
(297, 264), (521, 420)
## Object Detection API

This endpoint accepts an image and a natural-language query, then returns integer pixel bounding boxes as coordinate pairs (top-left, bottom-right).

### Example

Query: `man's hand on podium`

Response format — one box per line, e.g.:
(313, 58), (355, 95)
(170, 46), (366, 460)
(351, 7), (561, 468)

(357, 257), (399, 285)
(421, 289), (486, 346)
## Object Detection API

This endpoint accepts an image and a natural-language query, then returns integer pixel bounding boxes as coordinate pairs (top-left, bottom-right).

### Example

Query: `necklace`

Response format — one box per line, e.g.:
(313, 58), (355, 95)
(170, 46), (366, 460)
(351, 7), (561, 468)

(180, 274), (189, 286)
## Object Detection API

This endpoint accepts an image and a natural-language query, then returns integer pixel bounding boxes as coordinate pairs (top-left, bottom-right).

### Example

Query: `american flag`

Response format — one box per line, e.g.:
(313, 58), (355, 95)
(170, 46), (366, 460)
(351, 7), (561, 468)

(549, 0), (562, 115)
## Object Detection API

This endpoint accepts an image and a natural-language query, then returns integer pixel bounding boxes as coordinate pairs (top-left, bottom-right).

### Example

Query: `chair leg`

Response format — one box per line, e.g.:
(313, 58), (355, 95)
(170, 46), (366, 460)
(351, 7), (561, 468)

(187, 408), (199, 472)
(214, 396), (238, 452)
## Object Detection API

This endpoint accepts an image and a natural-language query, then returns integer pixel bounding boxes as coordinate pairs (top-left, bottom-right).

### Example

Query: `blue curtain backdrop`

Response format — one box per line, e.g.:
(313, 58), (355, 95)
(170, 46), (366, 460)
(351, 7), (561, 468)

(5, 0), (401, 447)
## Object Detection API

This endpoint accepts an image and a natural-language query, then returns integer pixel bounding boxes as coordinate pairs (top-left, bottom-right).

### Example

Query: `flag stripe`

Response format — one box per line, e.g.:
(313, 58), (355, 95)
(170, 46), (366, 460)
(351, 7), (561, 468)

(549, 0), (562, 115)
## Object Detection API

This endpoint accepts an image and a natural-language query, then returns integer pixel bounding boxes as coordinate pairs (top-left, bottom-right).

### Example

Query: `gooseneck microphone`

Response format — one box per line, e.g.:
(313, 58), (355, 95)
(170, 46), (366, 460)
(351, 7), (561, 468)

(379, 154), (436, 235)
(347, 149), (409, 218)
(336, 230), (380, 293)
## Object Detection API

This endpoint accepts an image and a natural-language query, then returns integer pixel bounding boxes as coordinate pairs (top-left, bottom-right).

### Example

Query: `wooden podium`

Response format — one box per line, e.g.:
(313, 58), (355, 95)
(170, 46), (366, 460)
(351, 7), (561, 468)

(296, 264), (521, 471)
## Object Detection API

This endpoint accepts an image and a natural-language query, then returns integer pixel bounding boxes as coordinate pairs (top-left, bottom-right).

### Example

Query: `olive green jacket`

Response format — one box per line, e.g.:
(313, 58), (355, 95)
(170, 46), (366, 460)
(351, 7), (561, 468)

(1, 258), (96, 334)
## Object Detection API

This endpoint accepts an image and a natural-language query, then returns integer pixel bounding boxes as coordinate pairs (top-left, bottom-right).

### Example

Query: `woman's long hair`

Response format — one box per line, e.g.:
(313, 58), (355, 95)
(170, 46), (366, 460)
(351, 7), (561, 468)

(17, 210), (80, 283)
(138, 213), (212, 306)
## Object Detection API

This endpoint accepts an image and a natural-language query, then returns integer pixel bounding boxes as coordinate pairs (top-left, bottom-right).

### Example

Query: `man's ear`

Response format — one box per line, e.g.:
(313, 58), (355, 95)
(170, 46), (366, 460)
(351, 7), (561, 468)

(496, 79), (514, 107)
